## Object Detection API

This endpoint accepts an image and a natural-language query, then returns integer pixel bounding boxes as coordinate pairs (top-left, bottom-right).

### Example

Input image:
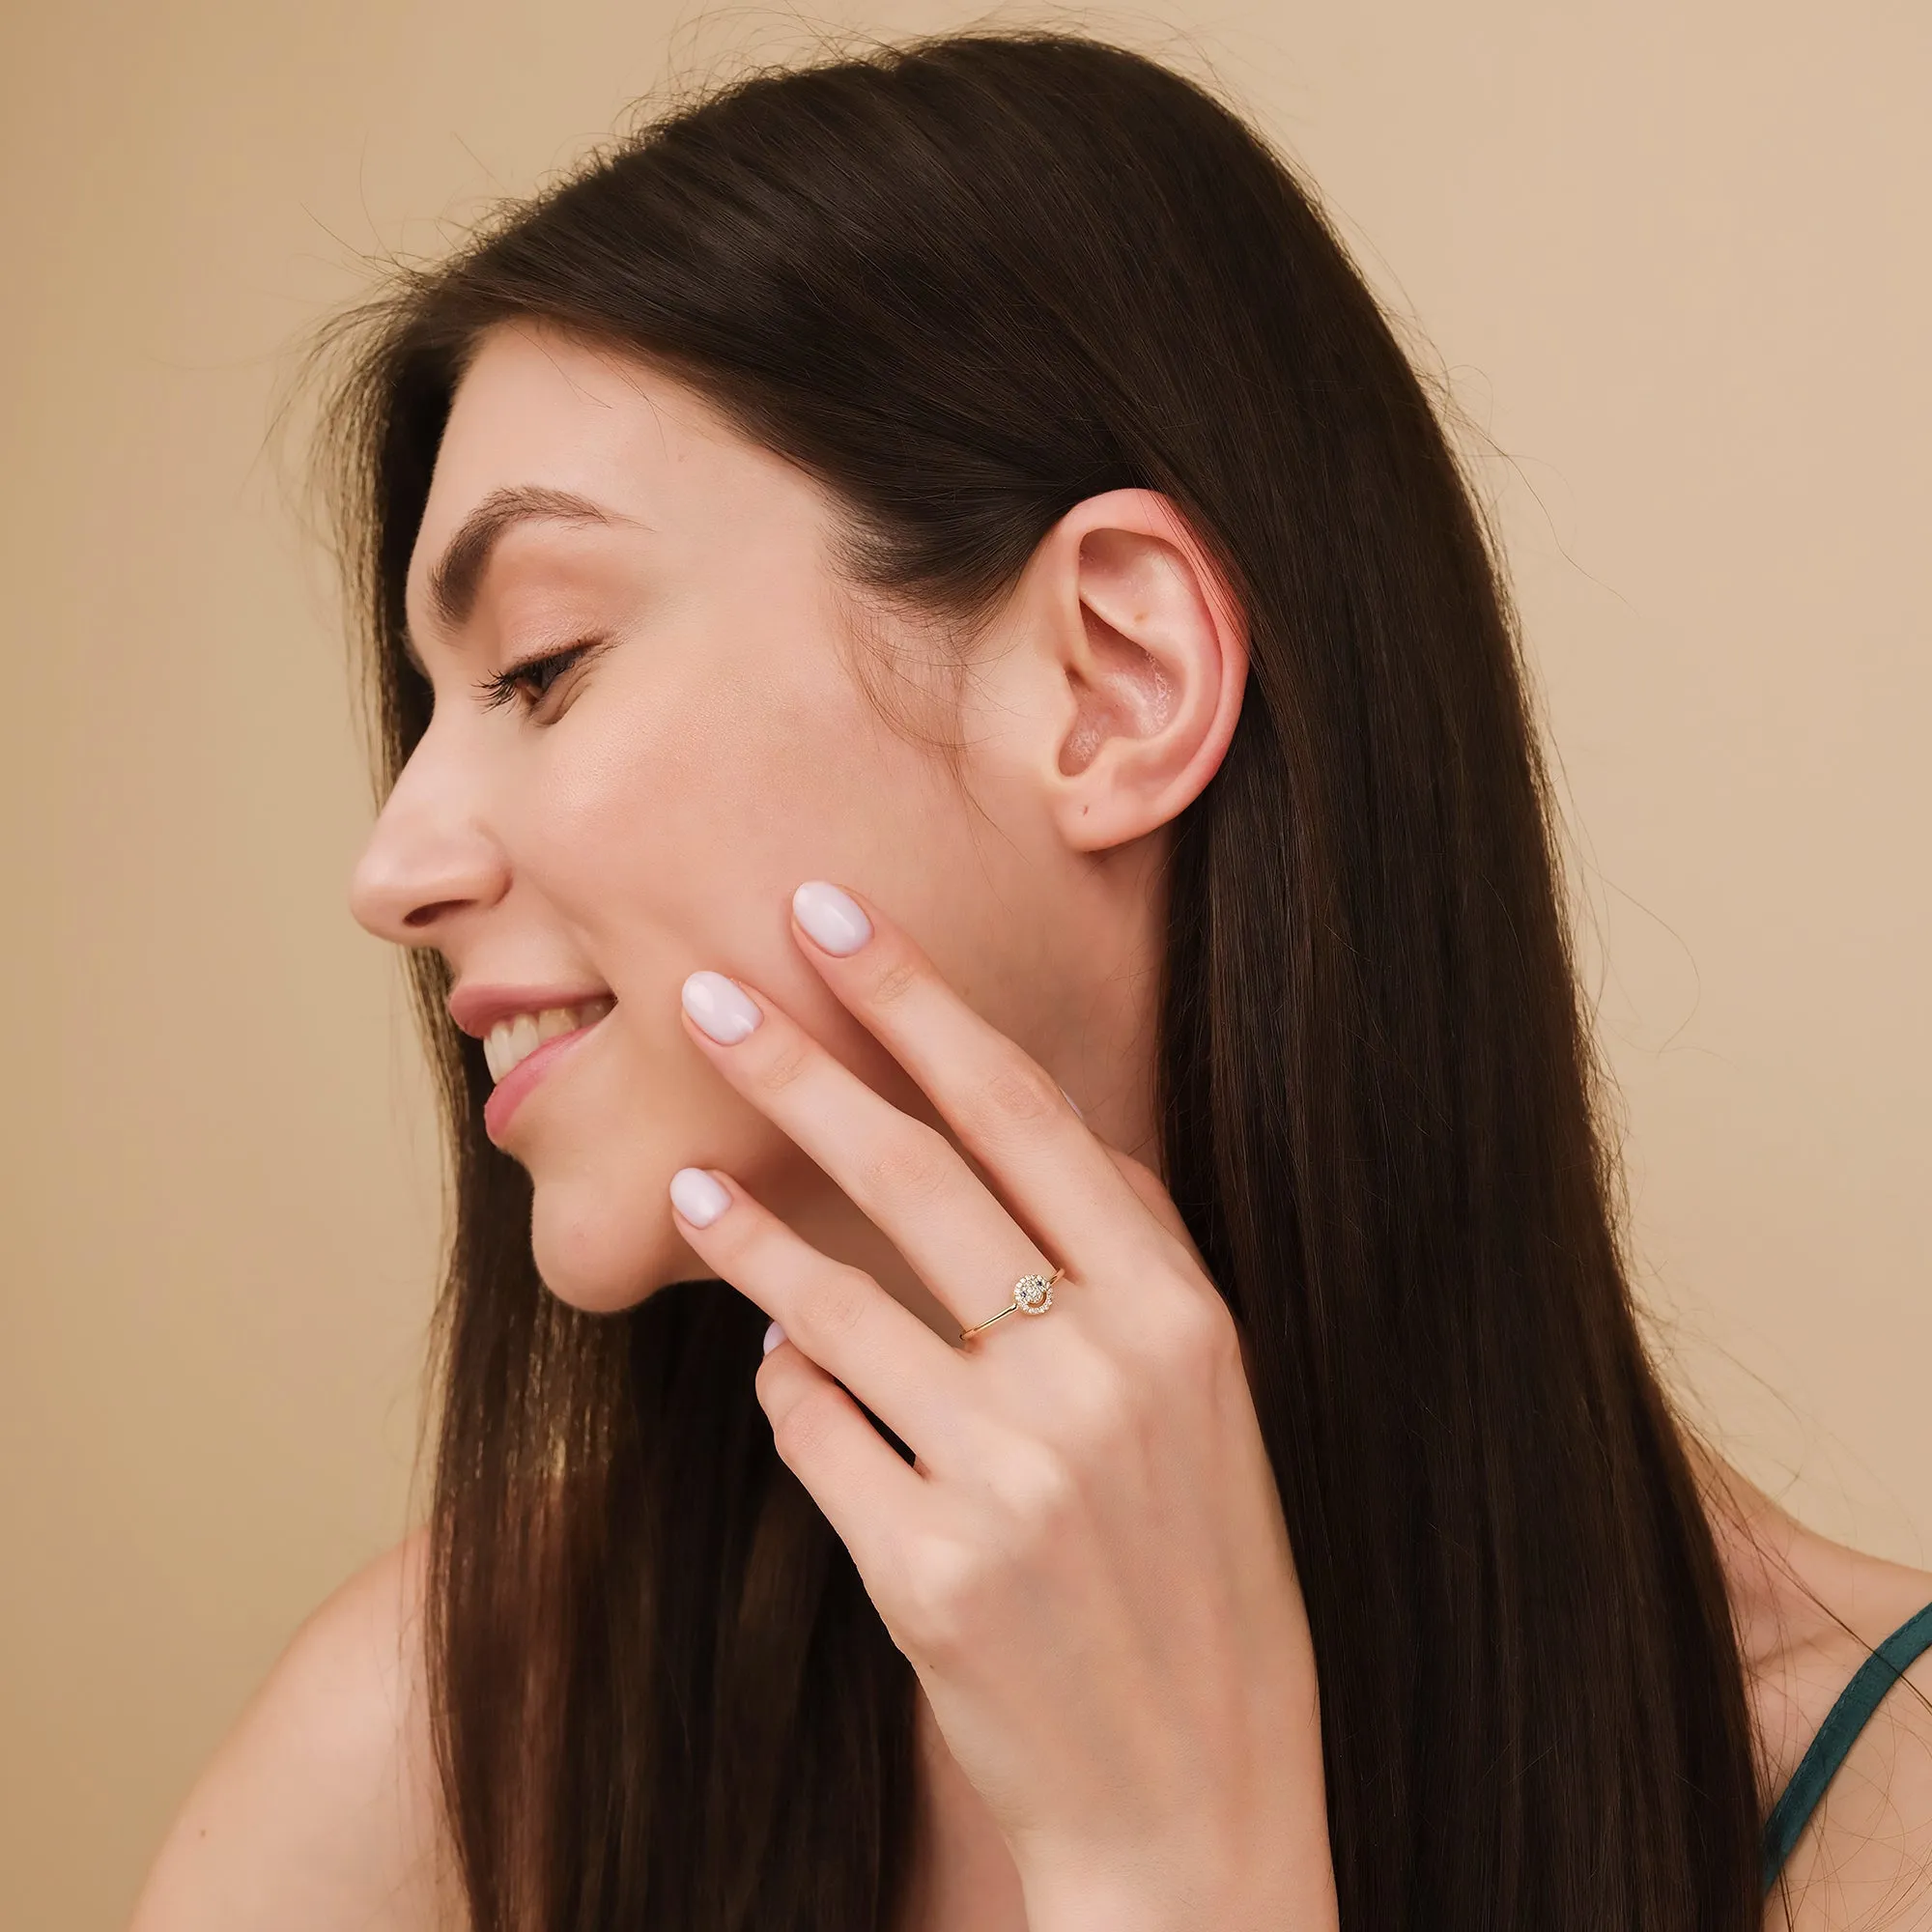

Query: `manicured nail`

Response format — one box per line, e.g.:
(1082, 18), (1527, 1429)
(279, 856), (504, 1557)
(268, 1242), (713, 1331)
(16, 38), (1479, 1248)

(1059, 1086), (1084, 1120)
(682, 970), (763, 1043)
(762, 1321), (787, 1356)
(669, 1166), (730, 1226)
(792, 880), (872, 955)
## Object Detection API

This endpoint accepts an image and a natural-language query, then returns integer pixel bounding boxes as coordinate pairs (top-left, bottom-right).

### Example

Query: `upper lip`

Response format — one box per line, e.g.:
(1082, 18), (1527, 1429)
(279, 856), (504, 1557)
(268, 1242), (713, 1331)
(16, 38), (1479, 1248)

(447, 981), (616, 1038)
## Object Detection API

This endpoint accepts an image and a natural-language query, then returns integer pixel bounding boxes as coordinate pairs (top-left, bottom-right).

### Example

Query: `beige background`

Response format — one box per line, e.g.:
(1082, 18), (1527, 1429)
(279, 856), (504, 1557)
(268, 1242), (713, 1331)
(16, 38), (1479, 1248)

(2, 1), (1925, 1922)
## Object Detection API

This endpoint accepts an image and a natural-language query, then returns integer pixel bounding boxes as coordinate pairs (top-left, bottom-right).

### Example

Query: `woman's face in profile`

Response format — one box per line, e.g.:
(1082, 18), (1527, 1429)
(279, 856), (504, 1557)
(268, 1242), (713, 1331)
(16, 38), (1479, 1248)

(349, 323), (1084, 1318)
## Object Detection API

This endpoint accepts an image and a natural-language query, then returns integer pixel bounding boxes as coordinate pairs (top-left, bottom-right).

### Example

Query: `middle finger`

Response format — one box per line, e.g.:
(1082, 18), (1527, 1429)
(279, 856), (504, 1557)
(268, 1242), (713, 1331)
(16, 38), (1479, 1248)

(679, 969), (1056, 1335)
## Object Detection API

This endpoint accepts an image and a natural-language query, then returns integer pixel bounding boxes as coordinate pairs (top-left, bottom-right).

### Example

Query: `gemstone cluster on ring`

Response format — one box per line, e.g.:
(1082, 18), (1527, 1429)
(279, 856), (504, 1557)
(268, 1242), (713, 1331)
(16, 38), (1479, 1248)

(1013, 1272), (1054, 1314)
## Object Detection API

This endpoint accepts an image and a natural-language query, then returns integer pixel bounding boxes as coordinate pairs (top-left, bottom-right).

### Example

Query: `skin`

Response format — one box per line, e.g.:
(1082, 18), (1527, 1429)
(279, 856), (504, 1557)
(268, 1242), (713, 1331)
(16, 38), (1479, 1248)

(128, 323), (1932, 1930)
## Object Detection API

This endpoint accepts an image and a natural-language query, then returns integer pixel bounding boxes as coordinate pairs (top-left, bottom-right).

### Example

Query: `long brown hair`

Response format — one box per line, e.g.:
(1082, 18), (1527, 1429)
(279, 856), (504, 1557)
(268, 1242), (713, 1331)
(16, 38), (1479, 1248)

(304, 29), (1762, 1929)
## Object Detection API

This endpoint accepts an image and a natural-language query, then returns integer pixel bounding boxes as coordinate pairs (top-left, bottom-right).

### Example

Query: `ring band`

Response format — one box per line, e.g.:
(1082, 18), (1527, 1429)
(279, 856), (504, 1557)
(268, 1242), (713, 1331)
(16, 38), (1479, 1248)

(959, 1265), (1065, 1342)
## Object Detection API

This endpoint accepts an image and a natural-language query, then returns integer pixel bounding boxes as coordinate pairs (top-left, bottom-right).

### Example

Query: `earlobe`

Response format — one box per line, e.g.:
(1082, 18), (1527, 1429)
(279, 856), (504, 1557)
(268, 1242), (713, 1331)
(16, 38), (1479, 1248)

(1046, 492), (1248, 854)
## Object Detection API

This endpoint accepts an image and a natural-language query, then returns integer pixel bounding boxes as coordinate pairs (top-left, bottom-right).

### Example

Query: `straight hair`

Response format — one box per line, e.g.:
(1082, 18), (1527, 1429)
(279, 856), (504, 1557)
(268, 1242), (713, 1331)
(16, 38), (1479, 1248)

(305, 29), (1763, 1929)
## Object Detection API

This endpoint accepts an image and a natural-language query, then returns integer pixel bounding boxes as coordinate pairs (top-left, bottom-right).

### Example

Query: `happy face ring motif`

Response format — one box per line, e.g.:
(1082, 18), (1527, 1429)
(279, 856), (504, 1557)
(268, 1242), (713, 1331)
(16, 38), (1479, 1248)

(959, 1264), (1065, 1343)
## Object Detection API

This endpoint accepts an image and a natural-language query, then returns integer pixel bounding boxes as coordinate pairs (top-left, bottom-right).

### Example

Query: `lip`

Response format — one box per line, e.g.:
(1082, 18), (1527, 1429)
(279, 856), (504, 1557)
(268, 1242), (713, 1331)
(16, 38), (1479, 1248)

(448, 980), (614, 1038)
(481, 1009), (613, 1144)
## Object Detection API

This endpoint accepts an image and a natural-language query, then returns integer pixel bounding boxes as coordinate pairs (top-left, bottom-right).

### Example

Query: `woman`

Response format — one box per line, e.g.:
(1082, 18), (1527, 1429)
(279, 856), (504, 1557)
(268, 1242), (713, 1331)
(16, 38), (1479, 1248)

(131, 29), (1932, 1932)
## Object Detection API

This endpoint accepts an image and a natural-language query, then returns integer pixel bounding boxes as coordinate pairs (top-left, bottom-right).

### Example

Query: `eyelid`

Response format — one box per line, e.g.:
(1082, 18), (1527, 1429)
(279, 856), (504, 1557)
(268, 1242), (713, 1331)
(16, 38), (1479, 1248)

(472, 637), (604, 714)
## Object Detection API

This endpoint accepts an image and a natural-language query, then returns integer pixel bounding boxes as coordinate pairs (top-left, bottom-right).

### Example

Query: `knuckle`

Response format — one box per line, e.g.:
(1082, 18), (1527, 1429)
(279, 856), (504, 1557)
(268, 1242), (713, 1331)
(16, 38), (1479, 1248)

(896, 1531), (992, 1662)
(854, 1120), (954, 1207)
(1051, 1340), (1139, 1450)
(965, 1051), (1062, 1149)
(1145, 1283), (1241, 1386)
(770, 1384), (843, 1465)
(792, 1263), (875, 1343)
(986, 1433), (1082, 1540)
(867, 957), (920, 1009)
(754, 1037), (813, 1095)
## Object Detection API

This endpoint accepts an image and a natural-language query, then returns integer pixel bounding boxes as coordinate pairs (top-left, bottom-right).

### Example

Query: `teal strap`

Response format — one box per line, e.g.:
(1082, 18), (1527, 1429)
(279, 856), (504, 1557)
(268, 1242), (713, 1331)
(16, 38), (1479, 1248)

(1762, 1600), (1932, 1893)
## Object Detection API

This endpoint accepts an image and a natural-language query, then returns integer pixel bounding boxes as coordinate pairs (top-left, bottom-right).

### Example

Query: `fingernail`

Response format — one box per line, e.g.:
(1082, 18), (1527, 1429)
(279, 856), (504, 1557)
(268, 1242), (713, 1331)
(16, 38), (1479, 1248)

(792, 881), (872, 955)
(762, 1321), (787, 1356)
(1059, 1086), (1084, 1120)
(669, 1166), (730, 1226)
(682, 970), (763, 1043)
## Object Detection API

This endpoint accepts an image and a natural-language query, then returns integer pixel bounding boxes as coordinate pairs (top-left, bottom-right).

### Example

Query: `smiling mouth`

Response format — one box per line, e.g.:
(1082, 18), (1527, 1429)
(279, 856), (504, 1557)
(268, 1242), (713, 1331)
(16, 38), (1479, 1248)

(482, 997), (618, 1083)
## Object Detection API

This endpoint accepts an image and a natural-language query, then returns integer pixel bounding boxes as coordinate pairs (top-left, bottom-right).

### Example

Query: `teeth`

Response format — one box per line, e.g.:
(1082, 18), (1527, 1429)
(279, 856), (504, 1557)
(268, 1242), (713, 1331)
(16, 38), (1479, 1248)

(482, 998), (614, 1083)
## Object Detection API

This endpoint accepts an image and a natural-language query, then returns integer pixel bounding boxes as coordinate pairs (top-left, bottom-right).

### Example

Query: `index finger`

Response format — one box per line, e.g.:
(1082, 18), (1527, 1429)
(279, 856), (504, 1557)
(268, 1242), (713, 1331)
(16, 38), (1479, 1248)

(786, 880), (1158, 1274)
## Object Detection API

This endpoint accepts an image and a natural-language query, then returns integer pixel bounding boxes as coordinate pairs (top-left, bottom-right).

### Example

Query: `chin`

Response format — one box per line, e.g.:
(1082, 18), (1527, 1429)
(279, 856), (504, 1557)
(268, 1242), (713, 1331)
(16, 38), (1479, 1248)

(527, 1175), (694, 1315)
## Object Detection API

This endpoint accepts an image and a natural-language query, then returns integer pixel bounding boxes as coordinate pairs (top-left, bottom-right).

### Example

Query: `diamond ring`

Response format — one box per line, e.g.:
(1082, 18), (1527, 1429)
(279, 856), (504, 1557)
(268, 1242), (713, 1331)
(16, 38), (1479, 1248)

(958, 1265), (1065, 1343)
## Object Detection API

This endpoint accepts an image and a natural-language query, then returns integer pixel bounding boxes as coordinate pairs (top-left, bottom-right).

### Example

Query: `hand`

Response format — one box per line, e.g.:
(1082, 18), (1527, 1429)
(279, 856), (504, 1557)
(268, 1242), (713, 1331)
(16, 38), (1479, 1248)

(668, 882), (1338, 1932)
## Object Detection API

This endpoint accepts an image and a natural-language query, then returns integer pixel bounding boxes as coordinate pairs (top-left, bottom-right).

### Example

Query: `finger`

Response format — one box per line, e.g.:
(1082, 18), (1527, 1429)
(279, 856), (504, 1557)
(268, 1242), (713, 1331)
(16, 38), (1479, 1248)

(1100, 1143), (1209, 1270)
(754, 1331), (925, 1580)
(668, 1162), (973, 1467)
(678, 973), (1060, 1335)
(785, 880), (1163, 1281)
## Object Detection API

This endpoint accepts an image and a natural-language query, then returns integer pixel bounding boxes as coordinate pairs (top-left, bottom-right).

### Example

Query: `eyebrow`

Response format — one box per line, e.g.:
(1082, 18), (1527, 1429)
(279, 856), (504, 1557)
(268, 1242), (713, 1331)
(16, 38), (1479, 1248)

(404, 484), (640, 672)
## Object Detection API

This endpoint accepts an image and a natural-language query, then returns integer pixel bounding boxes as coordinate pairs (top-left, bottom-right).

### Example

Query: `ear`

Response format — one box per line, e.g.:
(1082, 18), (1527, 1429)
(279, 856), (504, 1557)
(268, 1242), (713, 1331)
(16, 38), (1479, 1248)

(1024, 489), (1249, 854)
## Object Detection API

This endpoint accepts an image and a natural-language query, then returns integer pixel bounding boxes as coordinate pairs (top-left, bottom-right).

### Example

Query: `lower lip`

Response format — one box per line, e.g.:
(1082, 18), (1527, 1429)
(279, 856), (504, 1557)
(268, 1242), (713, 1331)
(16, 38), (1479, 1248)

(482, 1011), (613, 1143)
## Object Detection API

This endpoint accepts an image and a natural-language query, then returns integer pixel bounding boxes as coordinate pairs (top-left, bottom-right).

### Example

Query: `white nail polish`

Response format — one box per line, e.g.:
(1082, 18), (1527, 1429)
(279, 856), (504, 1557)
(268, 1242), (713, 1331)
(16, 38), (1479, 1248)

(762, 1321), (787, 1356)
(669, 1166), (730, 1226)
(682, 970), (763, 1043)
(792, 880), (872, 955)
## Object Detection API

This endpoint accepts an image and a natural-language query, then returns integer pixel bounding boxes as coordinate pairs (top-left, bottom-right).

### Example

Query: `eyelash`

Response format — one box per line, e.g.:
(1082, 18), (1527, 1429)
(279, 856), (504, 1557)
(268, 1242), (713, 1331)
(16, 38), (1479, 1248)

(473, 639), (599, 715)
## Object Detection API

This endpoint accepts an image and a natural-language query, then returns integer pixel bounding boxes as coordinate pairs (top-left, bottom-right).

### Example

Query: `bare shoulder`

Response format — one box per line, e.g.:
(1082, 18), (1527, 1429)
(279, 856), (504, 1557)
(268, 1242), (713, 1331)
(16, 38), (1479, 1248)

(1767, 1573), (1932, 1931)
(128, 1526), (467, 1932)
(1718, 1466), (1932, 1932)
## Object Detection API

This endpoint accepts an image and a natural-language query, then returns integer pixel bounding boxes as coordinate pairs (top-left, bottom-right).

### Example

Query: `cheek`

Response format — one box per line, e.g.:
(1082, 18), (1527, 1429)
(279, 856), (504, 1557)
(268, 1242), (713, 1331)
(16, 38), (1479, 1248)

(526, 692), (717, 895)
(502, 626), (986, 1309)
(502, 666), (882, 1308)
(526, 643), (905, 944)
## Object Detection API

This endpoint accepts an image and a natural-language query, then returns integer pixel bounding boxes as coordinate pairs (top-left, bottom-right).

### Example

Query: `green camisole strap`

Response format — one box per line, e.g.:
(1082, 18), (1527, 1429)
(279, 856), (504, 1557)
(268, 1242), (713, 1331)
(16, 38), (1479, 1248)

(1761, 1600), (1932, 1893)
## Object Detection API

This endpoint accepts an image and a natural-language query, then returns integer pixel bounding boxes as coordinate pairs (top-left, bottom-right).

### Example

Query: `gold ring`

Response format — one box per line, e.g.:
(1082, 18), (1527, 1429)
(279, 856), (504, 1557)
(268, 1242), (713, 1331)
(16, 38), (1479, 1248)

(958, 1265), (1065, 1342)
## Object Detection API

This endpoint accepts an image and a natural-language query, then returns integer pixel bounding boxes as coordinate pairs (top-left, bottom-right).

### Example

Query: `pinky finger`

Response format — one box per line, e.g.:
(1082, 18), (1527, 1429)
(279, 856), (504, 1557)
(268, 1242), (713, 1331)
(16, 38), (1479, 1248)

(1096, 1142), (1210, 1273)
(756, 1336), (925, 1575)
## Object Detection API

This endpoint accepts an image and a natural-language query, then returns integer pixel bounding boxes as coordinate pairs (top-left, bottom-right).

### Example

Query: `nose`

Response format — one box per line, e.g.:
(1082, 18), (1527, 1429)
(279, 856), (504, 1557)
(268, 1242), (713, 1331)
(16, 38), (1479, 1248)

(347, 725), (509, 946)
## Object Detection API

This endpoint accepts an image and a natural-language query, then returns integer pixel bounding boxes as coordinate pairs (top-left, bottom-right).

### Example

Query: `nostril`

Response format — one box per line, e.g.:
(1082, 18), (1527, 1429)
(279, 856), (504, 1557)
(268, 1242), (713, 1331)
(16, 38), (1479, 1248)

(403, 900), (468, 928)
